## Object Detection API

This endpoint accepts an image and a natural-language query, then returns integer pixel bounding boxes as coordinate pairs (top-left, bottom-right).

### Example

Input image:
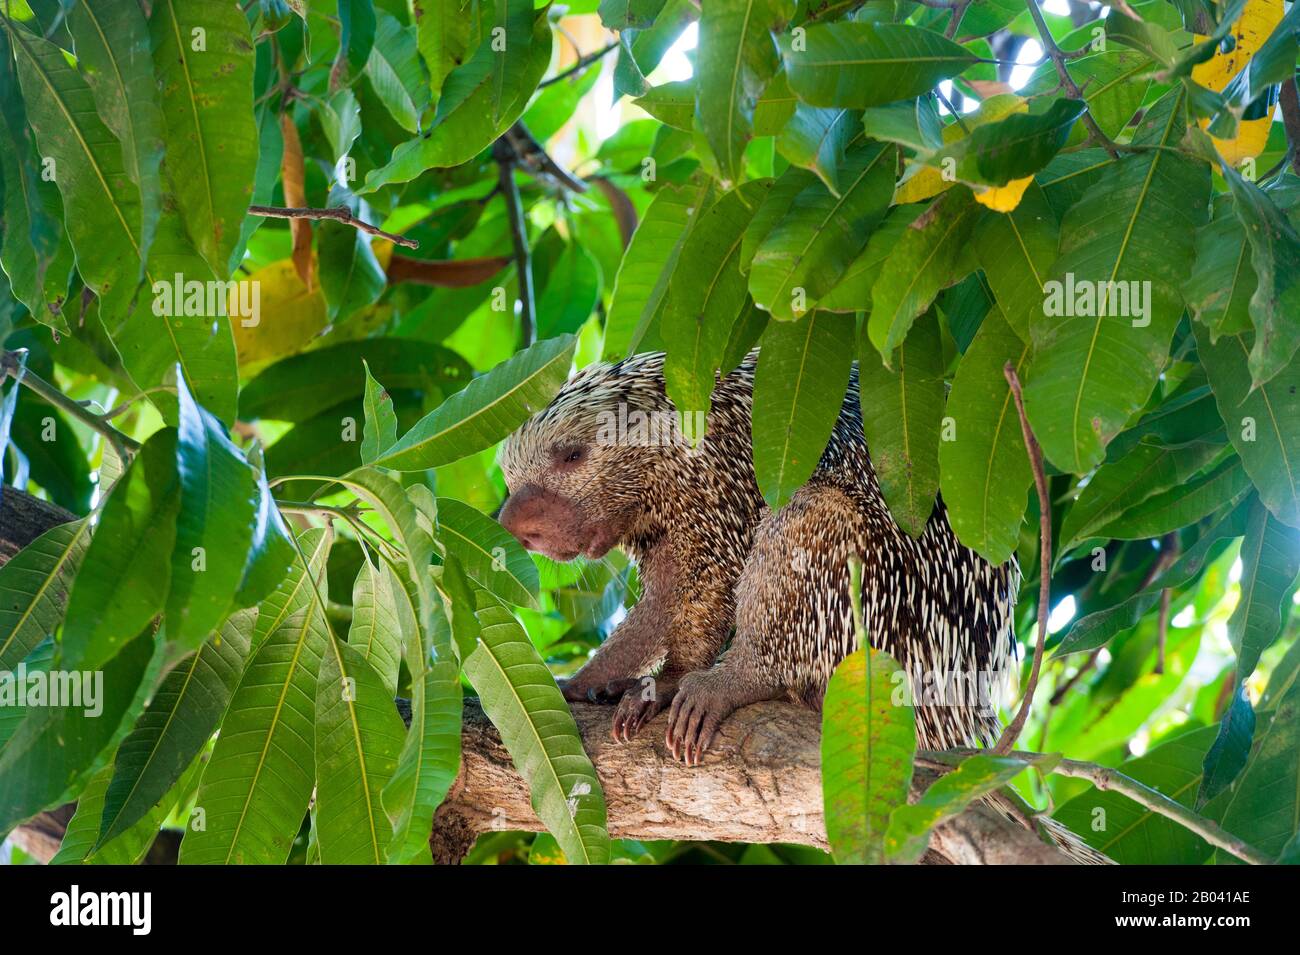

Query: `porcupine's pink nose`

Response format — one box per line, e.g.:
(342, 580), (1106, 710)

(499, 484), (581, 558)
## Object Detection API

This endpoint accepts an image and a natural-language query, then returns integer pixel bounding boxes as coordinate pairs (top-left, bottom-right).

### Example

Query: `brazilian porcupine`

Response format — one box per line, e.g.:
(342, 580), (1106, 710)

(499, 350), (1108, 862)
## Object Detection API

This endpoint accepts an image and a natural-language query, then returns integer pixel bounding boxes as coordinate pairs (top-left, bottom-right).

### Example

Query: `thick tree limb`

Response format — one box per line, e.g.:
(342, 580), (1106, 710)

(429, 699), (1074, 864)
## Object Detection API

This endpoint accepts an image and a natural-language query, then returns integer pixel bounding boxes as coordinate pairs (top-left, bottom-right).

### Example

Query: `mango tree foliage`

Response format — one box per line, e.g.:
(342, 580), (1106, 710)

(0, 0), (1298, 867)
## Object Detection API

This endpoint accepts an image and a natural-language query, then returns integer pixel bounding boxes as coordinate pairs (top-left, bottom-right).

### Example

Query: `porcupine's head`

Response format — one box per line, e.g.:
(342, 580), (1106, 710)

(498, 352), (678, 562)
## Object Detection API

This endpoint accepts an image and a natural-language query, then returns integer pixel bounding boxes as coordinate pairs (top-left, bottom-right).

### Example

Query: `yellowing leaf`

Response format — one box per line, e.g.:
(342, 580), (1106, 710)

(230, 258), (328, 372)
(1192, 0), (1284, 165)
(893, 95), (1028, 205)
(974, 175), (1034, 212)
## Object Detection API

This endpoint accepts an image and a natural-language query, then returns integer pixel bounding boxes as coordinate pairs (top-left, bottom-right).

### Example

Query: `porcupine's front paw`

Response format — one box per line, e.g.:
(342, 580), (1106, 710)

(557, 676), (641, 704)
(665, 671), (740, 766)
(610, 677), (674, 742)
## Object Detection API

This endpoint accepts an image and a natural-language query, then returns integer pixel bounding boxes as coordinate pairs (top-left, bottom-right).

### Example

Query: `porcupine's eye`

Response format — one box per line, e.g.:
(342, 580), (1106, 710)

(553, 445), (585, 466)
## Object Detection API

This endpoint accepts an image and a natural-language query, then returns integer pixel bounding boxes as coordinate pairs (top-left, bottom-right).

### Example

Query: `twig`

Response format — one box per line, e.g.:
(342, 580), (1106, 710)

(246, 205), (419, 249)
(938, 746), (1272, 865)
(1023, 0), (1121, 159)
(1050, 757), (1271, 865)
(1153, 586), (1171, 674)
(493, 139), (536, 348)
(944, 0), (970, 39)
(992, 362), (1050, 755)
(538, 40), (619, 89)
(502, 122), (588, 194)
(1279, 75), (1300, 178)
(1, 349), (140, 461)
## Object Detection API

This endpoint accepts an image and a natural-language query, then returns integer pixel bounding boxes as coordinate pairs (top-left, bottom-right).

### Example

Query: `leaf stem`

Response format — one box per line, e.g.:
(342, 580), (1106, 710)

(992, 362), (1049, 755)
(1022, 0), (1121, 159)
(1, 349), (140, 461)
(538, 40), (619, 89)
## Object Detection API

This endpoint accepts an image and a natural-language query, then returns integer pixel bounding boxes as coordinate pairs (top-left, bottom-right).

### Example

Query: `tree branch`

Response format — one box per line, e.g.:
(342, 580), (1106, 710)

(428, 700), (1074, 864)
(1023, 0), (1121, 159)
(993, 362), (1049, 754)
(2, 349), (140, 461)
(538, 40), (619, 89)
(246, 205), (420, 249)
(492, 138), (536, 349)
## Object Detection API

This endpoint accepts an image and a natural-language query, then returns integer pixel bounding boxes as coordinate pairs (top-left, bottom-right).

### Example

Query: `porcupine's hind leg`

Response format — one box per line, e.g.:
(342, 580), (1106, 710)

(666, 483), (866, 765)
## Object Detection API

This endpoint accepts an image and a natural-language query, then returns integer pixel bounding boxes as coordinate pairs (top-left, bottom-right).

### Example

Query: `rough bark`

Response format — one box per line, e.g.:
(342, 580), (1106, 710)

(2, 488), (1071, 865)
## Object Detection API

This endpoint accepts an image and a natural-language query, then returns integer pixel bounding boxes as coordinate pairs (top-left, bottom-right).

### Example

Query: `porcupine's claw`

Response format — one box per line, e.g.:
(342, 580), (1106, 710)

(610, 688), (669, 742)
(665, 673), (733, 766)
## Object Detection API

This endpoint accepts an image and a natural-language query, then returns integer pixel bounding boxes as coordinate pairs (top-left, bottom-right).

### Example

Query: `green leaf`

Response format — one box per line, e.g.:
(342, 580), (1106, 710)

(318, 221), (386, 323)
(374, 334), (575, 470)
(750, 141), (895, 320)
(603, 179), (713, 359)
(1198, 685), (1255, 808)
(1198, 326), (1300, 528)
(940, 309), (1033, 563)
(1053, 725), (1218, 864)
(1184, 198), (1256, 340)
(179, 528), (332, 864)
(633, 79), (694, 130)
(415, 0), (473, 109)
(335, 0), (377, 85)
(361, 4), (550, 191)
(751, 311), (855, 508)
(775, 104), (860, 196)
(599, 0), (667, 29)
(886, 753), (1056, 864)
(1054, 498), (1251, 657)
(8, 22), (142, 317)
(97, 608), (255, 848)
(0, 627), (162, 837)
(973, 179), (1058, 341)
(1094, 457), (1251, 540)
(366, 10), (429, 132)
(53, 758), (191, 865)
(62, 429), (180, 670)
(662, 179), (772, 419)
(166, 369), (259, 648)
(240, 339), (472, 423)
(1226, 497), (1300, 681)
(821, 648), (915, 864)
(465, 590), (610, 864)
(817, 203), (922, 312)
(68, 0), (164, 266)
(314, 635), (406, 863)
(1059, 441), (1223, 555)
(695, 0), (795, 182)
(347, 549), (404, 696)
(150, 0), (258, 277)
(933, 99), (1085, 187)
(0, 32), (73, 330)
(857, 308), (945, 538)
(437, 496), (540, 609)
(0, 517), (90, 672)
(382, 586), (463, 864)
(360, 360), (399, 465)
(1023, 89), (1209, 474)
(536, 242), (601, 339)
(233, 455), (296, 609)
(1218, 163), (1300, 388)
(1208, 666), (1300, 862)
(778, 22), (978, 109)
(868, 187), (980, 363)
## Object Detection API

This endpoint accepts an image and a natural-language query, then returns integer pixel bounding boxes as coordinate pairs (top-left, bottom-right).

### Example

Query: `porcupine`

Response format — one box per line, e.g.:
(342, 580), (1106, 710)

(498, 350), (1107, 863)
